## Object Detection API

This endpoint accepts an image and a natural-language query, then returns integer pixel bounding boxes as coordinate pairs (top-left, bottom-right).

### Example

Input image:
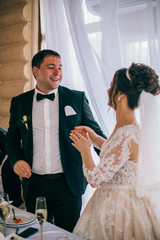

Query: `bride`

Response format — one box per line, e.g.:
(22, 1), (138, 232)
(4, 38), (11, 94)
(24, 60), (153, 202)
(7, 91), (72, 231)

(70, 63), (160, 240)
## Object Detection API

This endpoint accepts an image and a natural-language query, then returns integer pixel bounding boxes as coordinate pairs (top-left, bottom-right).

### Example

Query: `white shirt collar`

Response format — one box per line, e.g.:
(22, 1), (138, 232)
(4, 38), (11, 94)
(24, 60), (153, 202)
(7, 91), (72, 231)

(35, 86), (58, 96)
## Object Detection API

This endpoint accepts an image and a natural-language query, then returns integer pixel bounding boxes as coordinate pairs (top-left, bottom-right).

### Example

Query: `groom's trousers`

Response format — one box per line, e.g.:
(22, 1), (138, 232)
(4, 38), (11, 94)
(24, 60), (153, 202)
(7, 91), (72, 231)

(25, 172), (82, 232)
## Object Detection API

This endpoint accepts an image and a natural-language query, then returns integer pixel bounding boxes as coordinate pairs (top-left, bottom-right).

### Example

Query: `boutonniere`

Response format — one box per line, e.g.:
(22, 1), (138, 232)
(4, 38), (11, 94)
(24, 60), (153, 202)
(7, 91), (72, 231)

(22, 115), (31, 130)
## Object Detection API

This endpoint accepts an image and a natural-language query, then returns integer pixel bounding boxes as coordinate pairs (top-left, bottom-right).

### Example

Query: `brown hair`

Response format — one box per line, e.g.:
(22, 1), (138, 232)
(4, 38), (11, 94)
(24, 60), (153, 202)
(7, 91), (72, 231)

(109, 63), (160, 109)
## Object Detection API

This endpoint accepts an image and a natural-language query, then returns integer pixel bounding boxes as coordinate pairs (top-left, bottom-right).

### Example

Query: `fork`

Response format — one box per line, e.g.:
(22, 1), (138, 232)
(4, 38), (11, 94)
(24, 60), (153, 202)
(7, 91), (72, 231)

(12, 209), (19, 235)
(12, 208), (17, 221)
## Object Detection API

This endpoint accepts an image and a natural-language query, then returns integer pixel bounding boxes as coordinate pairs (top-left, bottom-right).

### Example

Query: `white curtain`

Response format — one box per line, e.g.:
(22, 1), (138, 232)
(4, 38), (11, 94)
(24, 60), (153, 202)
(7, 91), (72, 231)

(119, 0), (160, 72)
(40, 0), (160, 136)
(101, 0), (122, 79)
(64, 0), (116, 136)
(40, 0), (160, 209)
(40, 0), (83, 90)
(40, 0), (117, 136)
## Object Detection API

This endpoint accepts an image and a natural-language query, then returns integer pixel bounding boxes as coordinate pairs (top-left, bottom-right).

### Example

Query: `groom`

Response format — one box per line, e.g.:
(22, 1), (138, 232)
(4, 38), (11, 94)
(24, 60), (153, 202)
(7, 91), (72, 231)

(6, 49), (106, 232)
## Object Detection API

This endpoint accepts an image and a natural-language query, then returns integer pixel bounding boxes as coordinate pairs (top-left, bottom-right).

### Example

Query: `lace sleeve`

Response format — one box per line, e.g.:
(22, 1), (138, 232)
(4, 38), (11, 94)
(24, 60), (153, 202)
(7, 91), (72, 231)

(83, 125), (138, 187)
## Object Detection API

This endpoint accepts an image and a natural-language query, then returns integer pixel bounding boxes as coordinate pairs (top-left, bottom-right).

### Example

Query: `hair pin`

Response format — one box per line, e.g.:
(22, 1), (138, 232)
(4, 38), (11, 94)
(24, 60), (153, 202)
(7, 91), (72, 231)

(126, 69), (131, 81)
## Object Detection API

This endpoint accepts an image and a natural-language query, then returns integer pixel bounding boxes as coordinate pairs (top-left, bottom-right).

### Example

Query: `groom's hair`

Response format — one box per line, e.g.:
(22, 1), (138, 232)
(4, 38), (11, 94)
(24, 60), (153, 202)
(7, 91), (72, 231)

(32, 49), (61, 69)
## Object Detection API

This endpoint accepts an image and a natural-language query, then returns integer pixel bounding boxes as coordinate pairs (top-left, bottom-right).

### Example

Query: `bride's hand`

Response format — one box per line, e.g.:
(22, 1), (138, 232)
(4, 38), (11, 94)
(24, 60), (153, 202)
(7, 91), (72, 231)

(70, 131), (91, 153)
(71, 126), (97, 143)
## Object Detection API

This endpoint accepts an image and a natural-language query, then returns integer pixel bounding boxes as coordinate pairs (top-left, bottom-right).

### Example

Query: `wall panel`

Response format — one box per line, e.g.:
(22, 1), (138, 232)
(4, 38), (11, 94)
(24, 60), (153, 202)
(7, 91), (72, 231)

(0, 0), (39, 130)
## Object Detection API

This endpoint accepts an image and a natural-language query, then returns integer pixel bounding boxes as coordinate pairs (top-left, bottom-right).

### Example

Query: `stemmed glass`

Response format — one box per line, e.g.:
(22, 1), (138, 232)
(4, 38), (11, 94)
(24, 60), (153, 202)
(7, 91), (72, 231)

(0, 192), (10, 237)
(35, 197), (47, 240)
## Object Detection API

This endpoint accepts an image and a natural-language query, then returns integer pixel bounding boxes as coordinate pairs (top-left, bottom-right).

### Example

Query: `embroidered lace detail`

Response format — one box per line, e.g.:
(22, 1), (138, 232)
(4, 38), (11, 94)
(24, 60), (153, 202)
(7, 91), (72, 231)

(74, 184), (160, 240)
(83, 125), (139, 187)
(74, 125), (160, 240)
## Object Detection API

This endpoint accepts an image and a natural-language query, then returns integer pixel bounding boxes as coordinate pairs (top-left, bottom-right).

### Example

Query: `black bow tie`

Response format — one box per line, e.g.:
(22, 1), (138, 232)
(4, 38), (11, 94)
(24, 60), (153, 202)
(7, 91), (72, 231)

(37, 93), (55, 101)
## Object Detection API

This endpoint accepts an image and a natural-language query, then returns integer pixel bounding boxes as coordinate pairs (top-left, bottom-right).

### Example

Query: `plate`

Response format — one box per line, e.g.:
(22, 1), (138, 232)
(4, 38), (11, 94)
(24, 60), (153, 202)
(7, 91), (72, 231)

(0, 211), (36, 228)
(6, 233), (26, 240)
(29, 231), (73, 240)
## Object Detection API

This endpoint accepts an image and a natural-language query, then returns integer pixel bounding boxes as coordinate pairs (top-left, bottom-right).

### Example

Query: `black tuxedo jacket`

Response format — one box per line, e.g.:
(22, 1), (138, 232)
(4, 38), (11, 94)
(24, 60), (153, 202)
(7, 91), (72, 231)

(0, 126), (6, 164)
(6, 86), (106, 201)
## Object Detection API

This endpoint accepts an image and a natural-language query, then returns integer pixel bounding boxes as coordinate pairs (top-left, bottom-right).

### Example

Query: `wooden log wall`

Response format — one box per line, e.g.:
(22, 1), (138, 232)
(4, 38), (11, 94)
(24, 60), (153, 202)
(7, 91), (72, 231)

(0, 0), (38, 130)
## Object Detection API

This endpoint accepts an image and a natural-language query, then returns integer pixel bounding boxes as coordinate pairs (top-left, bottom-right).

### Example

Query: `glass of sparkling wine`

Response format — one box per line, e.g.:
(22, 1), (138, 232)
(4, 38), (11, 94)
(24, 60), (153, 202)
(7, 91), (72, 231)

(0, 192), (10, 237)
(35, 197), (47, 240)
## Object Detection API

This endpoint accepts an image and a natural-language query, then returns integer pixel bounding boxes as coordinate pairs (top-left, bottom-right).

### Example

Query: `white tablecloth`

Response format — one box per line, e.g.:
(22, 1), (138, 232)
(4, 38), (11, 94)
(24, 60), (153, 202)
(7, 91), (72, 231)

(0, 206), (84, 240)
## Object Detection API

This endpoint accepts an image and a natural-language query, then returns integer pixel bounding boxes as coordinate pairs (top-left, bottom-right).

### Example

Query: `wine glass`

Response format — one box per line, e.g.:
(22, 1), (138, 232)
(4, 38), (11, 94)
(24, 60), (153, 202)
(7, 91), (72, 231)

(35, 197), (47, 240)
(0, 192), (10, 237)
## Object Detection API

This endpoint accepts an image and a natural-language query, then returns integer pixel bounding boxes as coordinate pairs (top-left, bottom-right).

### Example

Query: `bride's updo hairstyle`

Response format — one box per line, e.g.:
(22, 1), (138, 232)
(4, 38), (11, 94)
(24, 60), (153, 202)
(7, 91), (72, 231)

(109, 63), (160, 110)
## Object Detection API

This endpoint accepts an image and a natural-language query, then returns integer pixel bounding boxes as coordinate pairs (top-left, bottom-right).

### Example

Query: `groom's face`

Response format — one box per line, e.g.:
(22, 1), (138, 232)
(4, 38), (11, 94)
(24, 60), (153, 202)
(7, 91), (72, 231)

(33, 55), (63, 94)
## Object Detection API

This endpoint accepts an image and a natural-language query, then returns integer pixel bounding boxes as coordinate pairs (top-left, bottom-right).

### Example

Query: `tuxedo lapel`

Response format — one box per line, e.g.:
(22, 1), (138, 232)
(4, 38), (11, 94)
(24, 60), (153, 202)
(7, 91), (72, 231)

(21, 90), (34, 147)
(58, 86), (66, 138)
(58, 86), (79, 132)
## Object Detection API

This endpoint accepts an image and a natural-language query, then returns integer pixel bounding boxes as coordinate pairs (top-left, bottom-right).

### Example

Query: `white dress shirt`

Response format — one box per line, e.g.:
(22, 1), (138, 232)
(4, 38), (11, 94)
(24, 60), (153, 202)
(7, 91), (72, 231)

(32, 88), (63, 174)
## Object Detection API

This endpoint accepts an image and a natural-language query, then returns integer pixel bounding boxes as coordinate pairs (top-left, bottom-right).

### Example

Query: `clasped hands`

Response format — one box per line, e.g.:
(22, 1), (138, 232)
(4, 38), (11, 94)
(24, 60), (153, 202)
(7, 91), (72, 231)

(70, 126), (97, 153)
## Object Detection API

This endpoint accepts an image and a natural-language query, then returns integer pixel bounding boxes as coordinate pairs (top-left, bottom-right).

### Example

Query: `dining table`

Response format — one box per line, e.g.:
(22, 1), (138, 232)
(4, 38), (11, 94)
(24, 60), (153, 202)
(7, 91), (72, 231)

(0, 205), (85, 240)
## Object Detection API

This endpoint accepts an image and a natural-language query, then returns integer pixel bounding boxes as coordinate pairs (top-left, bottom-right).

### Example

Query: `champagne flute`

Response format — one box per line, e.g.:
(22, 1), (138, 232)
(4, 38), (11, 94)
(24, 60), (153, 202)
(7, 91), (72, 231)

(0, 192), (10, 237)
(35, 197), (47, 240)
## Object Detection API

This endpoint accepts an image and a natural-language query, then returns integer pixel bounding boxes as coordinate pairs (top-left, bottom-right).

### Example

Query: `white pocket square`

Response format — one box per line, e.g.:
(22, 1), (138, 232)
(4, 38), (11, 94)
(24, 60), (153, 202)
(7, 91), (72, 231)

(64, 106), (77, 116)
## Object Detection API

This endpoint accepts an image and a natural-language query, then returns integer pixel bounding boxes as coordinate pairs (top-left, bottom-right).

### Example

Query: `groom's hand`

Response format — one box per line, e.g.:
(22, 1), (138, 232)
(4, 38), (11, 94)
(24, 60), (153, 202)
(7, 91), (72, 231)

(14, 160), (32, 179)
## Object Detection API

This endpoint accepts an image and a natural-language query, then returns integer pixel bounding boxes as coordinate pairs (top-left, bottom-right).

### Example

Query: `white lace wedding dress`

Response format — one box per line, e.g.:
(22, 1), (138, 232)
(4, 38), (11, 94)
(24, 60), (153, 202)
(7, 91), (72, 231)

(73, 125), (160, 240)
